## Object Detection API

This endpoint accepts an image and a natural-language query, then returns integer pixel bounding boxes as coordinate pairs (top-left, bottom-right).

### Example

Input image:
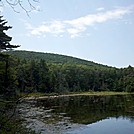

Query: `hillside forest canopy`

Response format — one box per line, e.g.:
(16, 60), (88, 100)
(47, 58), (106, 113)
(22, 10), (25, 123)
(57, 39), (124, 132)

(1, 50), (134, 94)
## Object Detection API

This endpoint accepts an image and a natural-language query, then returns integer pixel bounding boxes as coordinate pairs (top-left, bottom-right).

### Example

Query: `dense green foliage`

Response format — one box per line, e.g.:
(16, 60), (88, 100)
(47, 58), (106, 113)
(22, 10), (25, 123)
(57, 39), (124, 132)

(7, 50), (110, 68)
(0, 16), (30, 134)
(2, 50), (134, 94)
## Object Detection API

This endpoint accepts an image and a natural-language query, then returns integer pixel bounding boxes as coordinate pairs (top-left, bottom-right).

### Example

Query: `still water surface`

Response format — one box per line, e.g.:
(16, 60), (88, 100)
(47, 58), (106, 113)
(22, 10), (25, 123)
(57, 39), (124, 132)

(19, 95), (134, 134)
(65, 117), (134, 134)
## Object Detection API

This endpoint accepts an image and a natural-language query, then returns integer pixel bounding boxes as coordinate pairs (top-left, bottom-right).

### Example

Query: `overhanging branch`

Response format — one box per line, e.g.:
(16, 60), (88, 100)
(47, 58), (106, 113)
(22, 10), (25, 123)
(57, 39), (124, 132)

(0, 0), (40, 16)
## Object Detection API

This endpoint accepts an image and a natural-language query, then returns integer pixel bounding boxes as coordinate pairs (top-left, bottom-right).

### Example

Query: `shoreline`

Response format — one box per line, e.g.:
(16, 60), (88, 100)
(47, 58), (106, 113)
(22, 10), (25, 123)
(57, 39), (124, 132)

(18, 91), (134, 134)
(22, 91), (134, 100)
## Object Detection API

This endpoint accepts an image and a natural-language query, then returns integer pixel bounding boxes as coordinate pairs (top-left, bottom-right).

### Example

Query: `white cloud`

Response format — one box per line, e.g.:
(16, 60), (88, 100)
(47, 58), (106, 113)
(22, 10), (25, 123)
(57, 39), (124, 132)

(65, 6), (133, 29)
(28, 21), (64, 36)
(27, 5), (133, 38)
(49, 21), (65, 34)
(67, 27), (86, 38)
(96, 7), (105, 11)
(31, 25), (50, 35)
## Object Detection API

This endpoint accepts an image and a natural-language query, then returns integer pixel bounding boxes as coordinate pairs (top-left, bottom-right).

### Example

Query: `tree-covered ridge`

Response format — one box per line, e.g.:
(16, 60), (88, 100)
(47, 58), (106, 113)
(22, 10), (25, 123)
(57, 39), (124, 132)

(6, 50), (112, 69)
(1, 50), (134, 93)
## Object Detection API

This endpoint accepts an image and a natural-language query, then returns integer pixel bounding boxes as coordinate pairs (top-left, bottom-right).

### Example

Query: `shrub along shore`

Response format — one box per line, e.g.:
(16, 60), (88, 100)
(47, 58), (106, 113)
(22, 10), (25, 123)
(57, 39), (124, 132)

(22, 91), (134, 100)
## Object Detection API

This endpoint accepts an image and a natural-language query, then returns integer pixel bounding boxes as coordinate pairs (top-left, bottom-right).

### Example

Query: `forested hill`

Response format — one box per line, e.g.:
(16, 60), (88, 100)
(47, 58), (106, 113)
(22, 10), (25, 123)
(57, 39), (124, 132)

(6, 50), (111, 68)
(1, 50), (134, 93)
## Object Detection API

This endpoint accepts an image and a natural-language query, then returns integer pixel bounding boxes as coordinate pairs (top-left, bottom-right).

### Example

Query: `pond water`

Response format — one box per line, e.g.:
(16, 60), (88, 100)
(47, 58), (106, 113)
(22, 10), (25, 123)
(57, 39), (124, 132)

(18, 95), (134, 134)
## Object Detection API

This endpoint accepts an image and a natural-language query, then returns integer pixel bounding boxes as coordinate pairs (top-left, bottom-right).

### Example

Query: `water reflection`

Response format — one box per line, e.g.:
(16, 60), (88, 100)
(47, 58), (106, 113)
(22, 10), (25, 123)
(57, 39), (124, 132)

(36, 95), (134, 124)
(19, 95), (134, 134)
(65, 117), (134, 134)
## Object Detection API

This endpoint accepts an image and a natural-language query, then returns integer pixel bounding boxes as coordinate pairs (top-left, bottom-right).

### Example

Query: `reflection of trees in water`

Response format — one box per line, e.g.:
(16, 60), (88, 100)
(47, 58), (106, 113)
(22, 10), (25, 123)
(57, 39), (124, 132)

(36, 95), (134, 124)
(130, 117), (134, 123)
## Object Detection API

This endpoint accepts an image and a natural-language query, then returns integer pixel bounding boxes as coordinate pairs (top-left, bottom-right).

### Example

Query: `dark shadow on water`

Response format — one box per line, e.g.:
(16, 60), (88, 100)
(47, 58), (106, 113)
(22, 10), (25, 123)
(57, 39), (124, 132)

(36, 94), (134, 124)
(19, 94), (134, 134)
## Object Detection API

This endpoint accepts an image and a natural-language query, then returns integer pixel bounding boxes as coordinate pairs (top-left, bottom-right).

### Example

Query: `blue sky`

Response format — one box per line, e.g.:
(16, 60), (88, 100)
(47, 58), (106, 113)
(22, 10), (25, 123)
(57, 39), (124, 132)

(1, 0), (134, 68)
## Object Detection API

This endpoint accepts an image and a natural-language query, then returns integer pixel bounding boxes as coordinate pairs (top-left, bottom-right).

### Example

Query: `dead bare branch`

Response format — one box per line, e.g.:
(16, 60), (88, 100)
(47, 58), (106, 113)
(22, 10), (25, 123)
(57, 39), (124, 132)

(0, 0), (40, 16)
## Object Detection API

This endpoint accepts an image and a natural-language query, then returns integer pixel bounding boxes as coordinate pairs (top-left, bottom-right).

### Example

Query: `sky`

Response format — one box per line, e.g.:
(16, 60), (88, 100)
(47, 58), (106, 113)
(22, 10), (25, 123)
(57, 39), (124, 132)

(1, 0), (134, 68)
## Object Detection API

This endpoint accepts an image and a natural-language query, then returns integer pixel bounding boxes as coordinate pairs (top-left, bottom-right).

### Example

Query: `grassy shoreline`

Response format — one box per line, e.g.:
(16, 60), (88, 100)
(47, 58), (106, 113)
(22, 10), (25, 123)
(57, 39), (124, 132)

(21, 91), (134, 99)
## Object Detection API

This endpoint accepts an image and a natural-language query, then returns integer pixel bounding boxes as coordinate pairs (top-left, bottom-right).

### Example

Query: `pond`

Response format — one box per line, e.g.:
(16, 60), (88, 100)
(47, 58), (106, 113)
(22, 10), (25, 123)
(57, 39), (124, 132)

(18, 94), (134, 134)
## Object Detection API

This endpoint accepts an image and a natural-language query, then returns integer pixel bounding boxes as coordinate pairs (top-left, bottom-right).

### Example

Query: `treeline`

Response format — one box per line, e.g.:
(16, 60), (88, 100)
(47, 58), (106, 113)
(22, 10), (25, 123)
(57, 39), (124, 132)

(0, 53), (134, 95)
(6, 50), (109, 68)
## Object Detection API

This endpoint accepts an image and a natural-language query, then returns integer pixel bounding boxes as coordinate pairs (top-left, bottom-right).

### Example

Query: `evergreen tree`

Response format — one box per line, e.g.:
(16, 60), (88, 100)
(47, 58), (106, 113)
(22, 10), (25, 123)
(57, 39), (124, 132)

(38, 59), (50, 92)
(0, 16), (19, 95)
(0, 16), (19, 51)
